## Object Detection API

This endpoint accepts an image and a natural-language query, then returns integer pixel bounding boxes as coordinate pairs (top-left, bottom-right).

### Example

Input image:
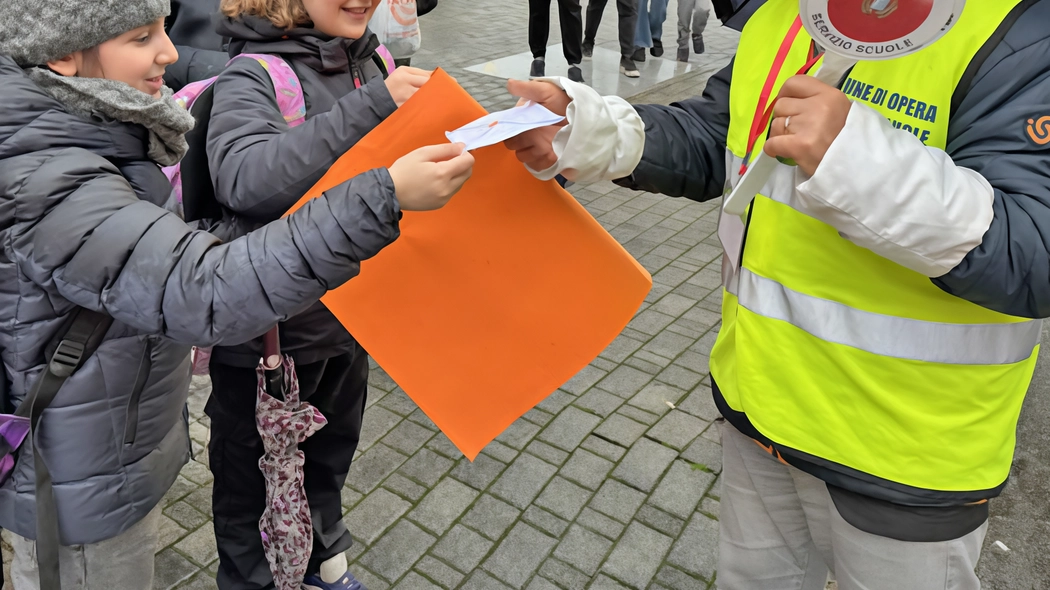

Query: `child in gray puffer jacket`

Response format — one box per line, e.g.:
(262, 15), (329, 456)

(0, 0), (473, 588)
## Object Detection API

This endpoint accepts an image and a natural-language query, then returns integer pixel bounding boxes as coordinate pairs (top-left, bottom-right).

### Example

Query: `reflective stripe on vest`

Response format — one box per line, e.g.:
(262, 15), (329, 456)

(710, 0), (1035, 494)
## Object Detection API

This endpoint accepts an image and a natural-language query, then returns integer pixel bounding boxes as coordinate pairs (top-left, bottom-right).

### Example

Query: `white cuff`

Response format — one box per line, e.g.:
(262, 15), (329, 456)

(794, 102), (994, 277)
(525, 77), (646, 184)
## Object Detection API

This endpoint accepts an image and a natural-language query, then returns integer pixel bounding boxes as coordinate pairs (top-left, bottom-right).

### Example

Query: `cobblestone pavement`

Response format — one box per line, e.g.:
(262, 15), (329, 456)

(2, 1), (1044, 589)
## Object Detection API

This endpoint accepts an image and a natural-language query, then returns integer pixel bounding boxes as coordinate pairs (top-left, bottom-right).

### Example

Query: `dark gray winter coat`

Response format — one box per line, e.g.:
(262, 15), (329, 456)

(0, 54), (400, 544)
(205, 16), (397, 367)
(164, 0), (228, 90)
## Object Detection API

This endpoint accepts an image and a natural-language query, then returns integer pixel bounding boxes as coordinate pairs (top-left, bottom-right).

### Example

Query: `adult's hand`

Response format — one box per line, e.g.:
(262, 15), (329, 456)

(764, 75), (852, 176)
(503, 79), (572, 171)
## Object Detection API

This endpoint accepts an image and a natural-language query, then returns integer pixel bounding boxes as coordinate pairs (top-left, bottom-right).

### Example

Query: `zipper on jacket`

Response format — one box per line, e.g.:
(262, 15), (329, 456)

(123, 340), (153, 446)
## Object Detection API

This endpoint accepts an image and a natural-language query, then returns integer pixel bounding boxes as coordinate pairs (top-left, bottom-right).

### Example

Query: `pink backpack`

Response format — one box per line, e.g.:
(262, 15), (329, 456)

(169, 49), (396, 375)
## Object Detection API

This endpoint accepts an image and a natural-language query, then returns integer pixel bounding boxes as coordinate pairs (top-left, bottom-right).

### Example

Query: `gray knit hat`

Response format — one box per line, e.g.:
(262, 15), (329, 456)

(0, 0), (170, 67)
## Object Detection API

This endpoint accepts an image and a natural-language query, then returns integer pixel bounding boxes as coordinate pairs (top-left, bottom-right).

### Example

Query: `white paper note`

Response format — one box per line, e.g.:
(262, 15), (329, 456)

(446, 102), (565, 151)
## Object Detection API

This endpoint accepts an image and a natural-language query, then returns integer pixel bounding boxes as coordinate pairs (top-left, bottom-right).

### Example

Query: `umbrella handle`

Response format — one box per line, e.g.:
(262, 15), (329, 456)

(262, 327), (282, 371)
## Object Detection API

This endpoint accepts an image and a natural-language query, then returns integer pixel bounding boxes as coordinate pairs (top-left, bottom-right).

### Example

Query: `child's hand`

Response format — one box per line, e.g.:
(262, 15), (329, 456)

(389, 143), (475, 211)
(385, 67), (432, 107)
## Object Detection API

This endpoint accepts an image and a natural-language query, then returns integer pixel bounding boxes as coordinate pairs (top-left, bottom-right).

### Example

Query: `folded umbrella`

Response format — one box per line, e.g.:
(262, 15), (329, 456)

(256, 327), (328, 590)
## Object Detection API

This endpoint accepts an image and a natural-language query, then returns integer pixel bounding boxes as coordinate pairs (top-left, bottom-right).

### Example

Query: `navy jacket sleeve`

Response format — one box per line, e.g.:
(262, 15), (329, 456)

(933, 2), (1050, 318)
(615, 60), (733, 202)
(206, 59), (397, 221)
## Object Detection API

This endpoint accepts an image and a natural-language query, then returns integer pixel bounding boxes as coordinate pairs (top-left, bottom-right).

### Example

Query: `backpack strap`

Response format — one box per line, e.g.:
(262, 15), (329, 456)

(235, 54), (308, 128)
(374, 44), (397, 76)
(26, 308), (113, 590)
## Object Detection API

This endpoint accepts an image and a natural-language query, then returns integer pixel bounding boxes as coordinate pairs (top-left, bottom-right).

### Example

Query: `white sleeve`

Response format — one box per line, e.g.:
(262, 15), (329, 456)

(526, 77), (646, 184)
(793, 101), (994, 278)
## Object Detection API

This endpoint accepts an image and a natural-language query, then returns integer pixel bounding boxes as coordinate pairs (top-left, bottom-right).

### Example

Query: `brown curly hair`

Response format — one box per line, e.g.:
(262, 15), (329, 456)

(220, 0), (311, 29)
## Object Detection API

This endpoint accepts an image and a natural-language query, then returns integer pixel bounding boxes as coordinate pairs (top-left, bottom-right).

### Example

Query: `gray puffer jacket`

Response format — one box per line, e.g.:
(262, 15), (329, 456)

(0, 55), (400, 544)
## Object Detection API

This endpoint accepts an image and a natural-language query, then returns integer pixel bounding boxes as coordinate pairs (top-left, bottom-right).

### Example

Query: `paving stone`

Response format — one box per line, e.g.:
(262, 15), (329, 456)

(611, 438), (678, 493)
(559, 449), (614, 491)
(538, 407), (603, 452)
(593, 413), (648, 448)
(431, 524), (494, 573)
(674, 352), (711, 376)
(182, 487), (213, 518)
(482, 440), (520, 463)
(382, 419), (436, 456)
(518, 430), (570, 464)
(599, 334), (645, 363)
(656, 364), (705, 391)
(600, 523), (673, 589)
(576, 507), (626, 541)
(522, 407), (554, 428)
(594, 365), (653, 399)
(450, 453), (507, 491)
(536, 390), (574, 414)
(627, 310), (676, 336)
(562, 364), (608, 395)
(580, 435), (627, 462)
(522, 505), (570, 537)
(352, 568), (391, 590)
(552, 525), (613, 577)
(535, 476), (593, 521)
(349, 444), (409, 493)
(642, 331), (697, 362)
(161, 475), (198, 507)
(400, 448), (456, 488)
(345, 488), (412, 546)
(589, 480), (647, 524)
(174, 571), (219, 590)
(489, 453), (558, 510)
(163, 501), (209, 532)
(700, 497), (720, 519)
(461, 494), (521, 541)
(617, 404), (660, 426)
(414, 555), (465, 589)
(426, 433), (464, 459)
(482, 523), (557, 589)
(368, 367), (398, 392)
(174, 525), (218, 567)
(407, 477), (479, 535)
(629, 382), (688, 416)
(708, 474), (722, 501)
(635, 504), (686, 538)
(359, 521), (437, 583)
(378, 388), (419, 417)
(180, 460), (213, 486)
(652, 293), (699, 317)
(623, 354), (664, 376)
(383, 472), (428, 502)
(647, 411), (708, 451)
(342, 486), (364, 509)
(392, 571), (443, 590)
(574, 389), (624, 418)
(407, 408), (439, 432)
(358, 406), (404, 452)
(154, 547), (199, 590)
(589, 573), (632, 590)
(667, 514), (720, 582)
(538, 558), (590, 590)
(497, 418), (542, 450)
(459, 570), (513, 590)
(677, 385), (721, 422)
(681, 436), (723, 475)
(654, 565), (708, 590)
(157, 514), (190, 549)
(702, 421), (722, 442)
(524, 576), (561, 590)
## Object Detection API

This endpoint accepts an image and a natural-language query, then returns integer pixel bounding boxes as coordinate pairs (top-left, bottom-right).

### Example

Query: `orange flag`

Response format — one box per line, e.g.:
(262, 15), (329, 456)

(287, 70), (652, 459)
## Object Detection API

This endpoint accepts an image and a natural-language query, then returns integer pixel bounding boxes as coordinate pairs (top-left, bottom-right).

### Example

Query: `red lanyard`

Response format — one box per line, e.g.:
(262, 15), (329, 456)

(741, 16), (823, 174)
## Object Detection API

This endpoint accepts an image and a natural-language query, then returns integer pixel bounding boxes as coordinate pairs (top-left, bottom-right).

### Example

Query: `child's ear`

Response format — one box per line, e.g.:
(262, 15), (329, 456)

(46, 54), (79, 77)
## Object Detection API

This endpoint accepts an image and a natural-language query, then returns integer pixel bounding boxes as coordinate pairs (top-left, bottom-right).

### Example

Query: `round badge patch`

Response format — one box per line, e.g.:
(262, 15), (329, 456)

(800, 0), (964, 60)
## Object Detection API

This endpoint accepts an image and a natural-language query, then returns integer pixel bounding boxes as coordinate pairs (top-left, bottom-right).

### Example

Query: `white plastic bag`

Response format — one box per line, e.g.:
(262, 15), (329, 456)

(369, 0), (421, 59)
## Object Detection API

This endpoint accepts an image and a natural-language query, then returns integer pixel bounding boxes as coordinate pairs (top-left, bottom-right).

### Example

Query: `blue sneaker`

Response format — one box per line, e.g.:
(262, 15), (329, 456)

(302, 571), (368, 590)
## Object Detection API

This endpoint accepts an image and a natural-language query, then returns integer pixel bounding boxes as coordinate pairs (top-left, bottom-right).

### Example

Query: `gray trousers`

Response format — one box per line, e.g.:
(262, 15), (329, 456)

(10, 504), (161, 590)
(677, 0), (710, 49)
(719, 423), (987, 590)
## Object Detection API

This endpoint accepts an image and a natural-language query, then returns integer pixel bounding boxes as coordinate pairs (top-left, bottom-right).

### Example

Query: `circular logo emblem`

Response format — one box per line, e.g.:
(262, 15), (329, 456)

(800, 0), (964, 60)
